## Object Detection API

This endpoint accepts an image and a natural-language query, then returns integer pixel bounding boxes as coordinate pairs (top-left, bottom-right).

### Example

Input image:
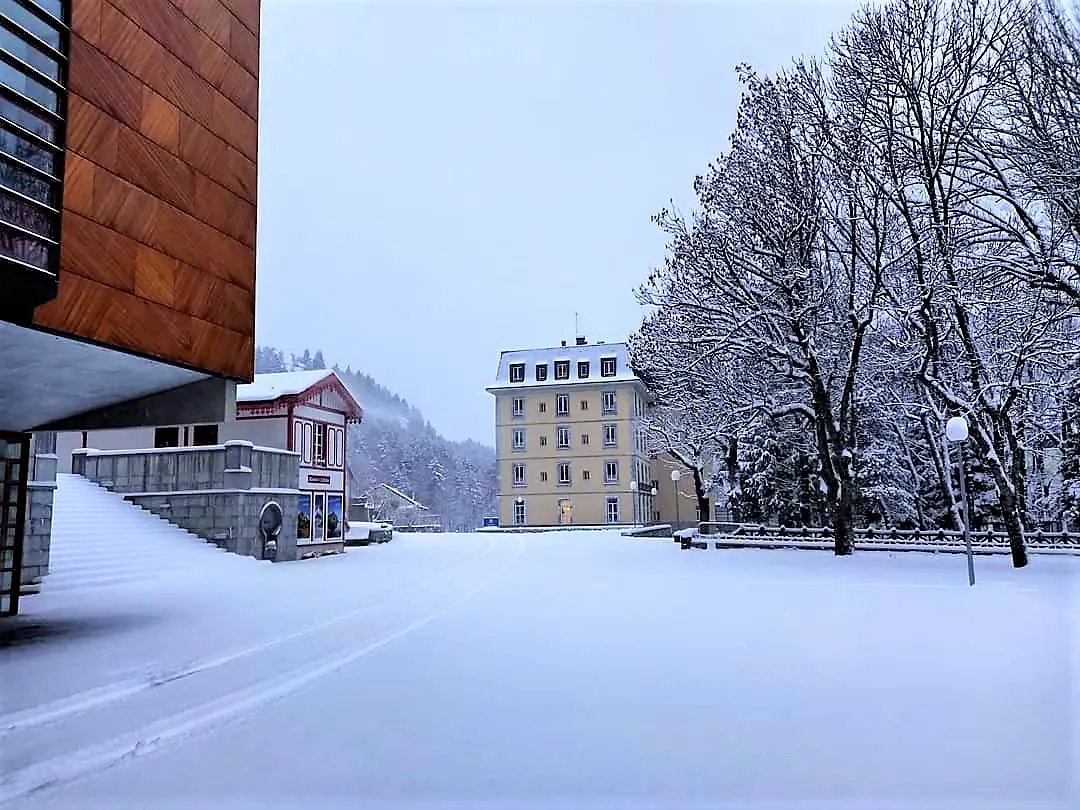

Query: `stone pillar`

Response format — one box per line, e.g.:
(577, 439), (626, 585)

(22, 432), (58, 591)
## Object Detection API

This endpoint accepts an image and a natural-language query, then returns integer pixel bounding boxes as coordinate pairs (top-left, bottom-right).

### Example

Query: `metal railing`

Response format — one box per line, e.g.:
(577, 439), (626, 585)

(684, 522), (1080, 554)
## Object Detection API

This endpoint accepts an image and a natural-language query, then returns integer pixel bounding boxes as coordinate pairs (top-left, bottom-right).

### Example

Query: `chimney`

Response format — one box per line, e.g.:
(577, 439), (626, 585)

(561, 340), (567, 347)
(575, 336), (587, 346)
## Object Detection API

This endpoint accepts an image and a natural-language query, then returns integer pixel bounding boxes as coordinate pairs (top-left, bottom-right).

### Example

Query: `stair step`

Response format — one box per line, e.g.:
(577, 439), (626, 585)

(41, 475), (258, 590)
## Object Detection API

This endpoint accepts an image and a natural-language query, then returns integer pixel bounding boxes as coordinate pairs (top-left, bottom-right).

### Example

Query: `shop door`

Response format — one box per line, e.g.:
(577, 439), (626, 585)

(0, 432), (30, 617)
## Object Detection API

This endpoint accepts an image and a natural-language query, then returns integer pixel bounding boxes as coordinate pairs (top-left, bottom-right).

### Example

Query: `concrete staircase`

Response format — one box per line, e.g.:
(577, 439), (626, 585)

(45, 474), (253, 594)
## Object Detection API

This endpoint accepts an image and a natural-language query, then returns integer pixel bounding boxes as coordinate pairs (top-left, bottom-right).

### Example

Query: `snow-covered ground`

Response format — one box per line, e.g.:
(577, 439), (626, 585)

(2, 528), (1077, 810)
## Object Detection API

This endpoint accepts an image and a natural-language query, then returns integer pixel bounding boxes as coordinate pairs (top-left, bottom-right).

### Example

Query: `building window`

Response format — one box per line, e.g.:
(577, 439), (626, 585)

(580, 399), (589, 411)
(557, 426), (570, 449)
(512, 428), (525, 451)
(0, 0), (69, 306)
(602, 391), (617, 414)
(581, 433), (589, 446)
(154, 427), (180, 448)
(601, 357), (617, 377)
(554, 360), (570, 380)
(314, 423), (326, 465)
(540, 471), (548, 482)
(192, 424), (219, 446)
(583, 469), (591, 481)
(605, 460), (619, 483)
(535, 363), (548, 381)
(577, 361), (590, 379)
(509, 363), (525, 383)
(558, 462), (571, 485)
(512, 463), (526, 486)
(512, 397), (525, 417)
(556, 394), (569, 415)
(514, 499), (526, 525)
(540, 435), (548, 447)
(539, 402), (547, 414)
(604, 423), (617, 447)
(606, 497), (620, 523)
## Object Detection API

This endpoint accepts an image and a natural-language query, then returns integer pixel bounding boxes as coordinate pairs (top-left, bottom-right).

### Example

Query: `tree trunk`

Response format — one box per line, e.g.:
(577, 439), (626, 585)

(999, 488), (1029, 569)
(832, 473), (855, 556)
(692, 468), (711, 533)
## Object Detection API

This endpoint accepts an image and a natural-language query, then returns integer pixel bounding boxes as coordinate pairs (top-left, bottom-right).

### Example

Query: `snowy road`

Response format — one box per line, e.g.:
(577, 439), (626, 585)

(1, 531), (1078, 810)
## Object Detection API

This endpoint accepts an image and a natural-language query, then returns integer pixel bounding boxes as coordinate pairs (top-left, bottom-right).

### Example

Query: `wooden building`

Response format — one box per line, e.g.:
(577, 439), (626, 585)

(1, 0), (261, 615)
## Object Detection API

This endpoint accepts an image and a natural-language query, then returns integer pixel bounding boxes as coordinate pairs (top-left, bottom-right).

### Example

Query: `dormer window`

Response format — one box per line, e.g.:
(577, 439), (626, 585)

(601, 357), (617, 377)
(509, 363), (526, 383)
(554, 360), (570, 380)
(577, 361), (590, 379)
(535, 363), (548, 381)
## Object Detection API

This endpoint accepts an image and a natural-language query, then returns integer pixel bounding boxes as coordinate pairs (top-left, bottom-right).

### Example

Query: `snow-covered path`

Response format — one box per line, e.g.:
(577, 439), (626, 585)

(2, 531), (1077, 810)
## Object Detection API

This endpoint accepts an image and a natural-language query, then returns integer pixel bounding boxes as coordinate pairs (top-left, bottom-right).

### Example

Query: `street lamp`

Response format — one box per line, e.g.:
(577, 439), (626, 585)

(629, 481), (638, 527)
(671, 469), (682, 531)
(945, 415), (976, 586)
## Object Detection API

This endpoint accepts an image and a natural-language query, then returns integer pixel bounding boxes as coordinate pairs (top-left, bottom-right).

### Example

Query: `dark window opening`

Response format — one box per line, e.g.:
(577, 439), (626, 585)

(192, 424), (219, 446)
(577, 361), (590, 378)
(154, 427), (180, 448)
(509, 363), (525, 383)
(535, 363), (548, 381)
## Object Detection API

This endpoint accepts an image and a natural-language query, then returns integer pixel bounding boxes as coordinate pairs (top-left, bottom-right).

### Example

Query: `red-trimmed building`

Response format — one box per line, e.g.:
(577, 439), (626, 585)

(235, 371), (364, 547)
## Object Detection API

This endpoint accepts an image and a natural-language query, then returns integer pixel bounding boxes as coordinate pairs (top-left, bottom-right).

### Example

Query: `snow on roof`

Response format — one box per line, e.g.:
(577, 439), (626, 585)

(487, 340), (642, 392)
(236, 370), (335, 403)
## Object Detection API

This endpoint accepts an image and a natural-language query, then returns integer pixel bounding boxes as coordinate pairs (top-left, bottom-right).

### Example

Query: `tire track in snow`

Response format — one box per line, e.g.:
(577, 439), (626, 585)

(0, 535), (495, 738)
(0, 535), (527, 806)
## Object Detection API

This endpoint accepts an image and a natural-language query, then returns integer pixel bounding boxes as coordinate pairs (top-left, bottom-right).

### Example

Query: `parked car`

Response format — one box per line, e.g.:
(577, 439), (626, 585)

(344, 520), (393, 546)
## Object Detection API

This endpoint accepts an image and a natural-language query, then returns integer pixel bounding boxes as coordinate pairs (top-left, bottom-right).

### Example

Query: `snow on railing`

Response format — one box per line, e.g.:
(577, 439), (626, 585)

(684, 522), (1080, 554)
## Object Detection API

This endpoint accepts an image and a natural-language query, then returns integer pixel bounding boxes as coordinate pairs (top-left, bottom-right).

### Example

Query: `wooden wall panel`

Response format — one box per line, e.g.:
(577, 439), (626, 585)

(34, 0), (260, 382)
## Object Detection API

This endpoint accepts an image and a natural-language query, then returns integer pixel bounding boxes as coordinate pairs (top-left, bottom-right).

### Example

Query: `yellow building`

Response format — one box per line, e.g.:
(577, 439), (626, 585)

(487, 337), (655, 527)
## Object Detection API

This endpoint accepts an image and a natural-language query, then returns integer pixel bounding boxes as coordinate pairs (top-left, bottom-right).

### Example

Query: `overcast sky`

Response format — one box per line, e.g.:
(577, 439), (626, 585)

(255, 0), (864, 445)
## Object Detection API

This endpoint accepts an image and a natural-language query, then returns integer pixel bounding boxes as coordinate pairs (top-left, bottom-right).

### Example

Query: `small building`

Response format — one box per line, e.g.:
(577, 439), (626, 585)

(55, 370), (364, 558)
(366, 483), (440, 531)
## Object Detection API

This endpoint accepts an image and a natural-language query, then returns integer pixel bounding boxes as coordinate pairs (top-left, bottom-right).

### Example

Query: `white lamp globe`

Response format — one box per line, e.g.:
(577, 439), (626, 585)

(945, 416), (969, 442)
(670, 469), (681, 482)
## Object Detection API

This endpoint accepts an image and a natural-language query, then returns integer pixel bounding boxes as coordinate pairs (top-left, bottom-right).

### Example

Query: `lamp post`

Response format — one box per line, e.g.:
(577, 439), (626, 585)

(650, 486), (657, 525)
(946, 416), (976, 587)
(671, 469), (682, 531)
(629, 481), (638, 527)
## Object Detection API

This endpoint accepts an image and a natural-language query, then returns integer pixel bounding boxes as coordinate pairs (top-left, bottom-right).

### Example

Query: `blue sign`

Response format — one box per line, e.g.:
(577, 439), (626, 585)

(482, 516), (499, 527)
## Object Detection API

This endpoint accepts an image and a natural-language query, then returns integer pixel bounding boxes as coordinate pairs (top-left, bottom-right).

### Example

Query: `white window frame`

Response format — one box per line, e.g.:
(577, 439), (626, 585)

(512, 463), (526, 486)
(556, 394), (569, 416)
(512, 428), (526, 451)
(556, 426), (571, 449)
(314, 423), (326, 466)
(554, 360), (570, 380)
(514, 500), (527, 525)
(601, 357), (617, 377)
(606, 496), (620, 523)
(604, 423), (617, 447)
(512, 397), (525, 417)
(604, 460), (619, 483)
(602, 391), (617, 414)
(577, 360), (590, 379)
(558, 462), (572, 485)
(535, 363), (548, 381)
(509, 363), (526, 383)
